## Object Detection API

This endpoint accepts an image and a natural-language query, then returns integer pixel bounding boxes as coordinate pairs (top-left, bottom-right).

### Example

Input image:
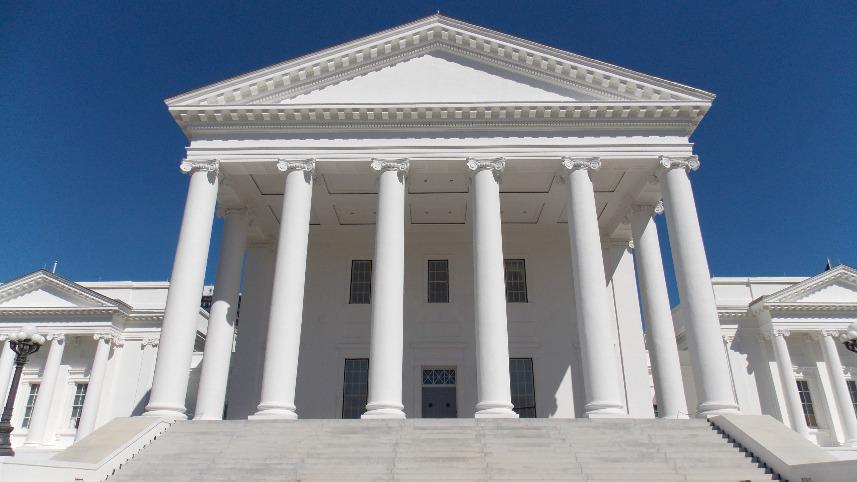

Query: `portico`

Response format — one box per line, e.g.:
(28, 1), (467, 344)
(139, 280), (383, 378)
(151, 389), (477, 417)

(141, 14), (738, 422)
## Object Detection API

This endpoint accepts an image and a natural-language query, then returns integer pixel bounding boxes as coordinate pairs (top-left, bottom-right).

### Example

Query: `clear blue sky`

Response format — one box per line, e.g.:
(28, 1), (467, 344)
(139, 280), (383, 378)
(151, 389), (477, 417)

(2, 1), (855, 305)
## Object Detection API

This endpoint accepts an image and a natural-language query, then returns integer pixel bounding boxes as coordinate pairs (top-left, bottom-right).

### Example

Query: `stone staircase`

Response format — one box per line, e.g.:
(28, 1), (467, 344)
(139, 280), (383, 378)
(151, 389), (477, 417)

(109, 418), (776, 482)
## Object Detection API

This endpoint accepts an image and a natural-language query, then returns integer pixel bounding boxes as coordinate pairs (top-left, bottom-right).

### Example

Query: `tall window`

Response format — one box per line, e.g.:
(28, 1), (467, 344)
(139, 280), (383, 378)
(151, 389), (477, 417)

(69, 383), (88, 429)
(22, 384), (39, 429)
(427, 259), (450, 303)
(342, 358), (369, 419)
(503, 259), (528, 303)
(848, 380), (857, 415)
(510, 358), (536, 418)
(796, 380), (817, 428)
(349, 260), (372, 304)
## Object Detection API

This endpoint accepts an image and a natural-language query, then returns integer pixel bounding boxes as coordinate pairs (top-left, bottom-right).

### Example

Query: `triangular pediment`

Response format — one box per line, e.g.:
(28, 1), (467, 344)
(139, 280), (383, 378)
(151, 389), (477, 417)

(167, 15), (713, 108)
(277, 52), (594, 104)
(0, 270), (124, 311)
(761, 265), (857, 304)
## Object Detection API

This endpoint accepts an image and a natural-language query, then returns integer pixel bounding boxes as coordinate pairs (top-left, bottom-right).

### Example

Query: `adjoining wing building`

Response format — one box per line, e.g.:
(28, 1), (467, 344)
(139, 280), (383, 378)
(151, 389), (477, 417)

(2, 14), (856, 481)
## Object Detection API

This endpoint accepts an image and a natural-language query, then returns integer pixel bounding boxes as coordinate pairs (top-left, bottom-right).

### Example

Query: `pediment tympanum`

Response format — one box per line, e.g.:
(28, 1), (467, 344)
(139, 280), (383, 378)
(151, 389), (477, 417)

(0, 270), (126, 313)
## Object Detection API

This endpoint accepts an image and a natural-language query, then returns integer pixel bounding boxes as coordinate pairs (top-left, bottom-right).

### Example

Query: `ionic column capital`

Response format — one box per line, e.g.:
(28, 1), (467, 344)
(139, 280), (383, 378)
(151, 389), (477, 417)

(46, 333), (65, 343)
(94, 333), (123, 347)
(141, 337), (160, 348)
(466, 157), (505, 173)
(179, 159), (220, 175)
(561, 156), (601, 172)
(770, 328), (790, 338)
(370, 158), (410, 173)
(276, 158), (316, 174)
(658, 155), (700, 172)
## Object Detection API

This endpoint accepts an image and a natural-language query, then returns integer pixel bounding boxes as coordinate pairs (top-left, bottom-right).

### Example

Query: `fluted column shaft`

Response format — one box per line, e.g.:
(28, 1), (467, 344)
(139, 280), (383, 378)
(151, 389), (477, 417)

(146, 160), (219, 419)
(770, 331), (810, 437)
(195, 209), (249, 420)
(630, 203), (688, 419)
(563, 158), (625, 417)
(817, 331), (857, 445)
(254, 159), (315, 419)
(0, 340), (14, 406)
(25, 335), (65, 445)
(659, 156), (739, 416)
(75, 334), (115, 440)
(467, 158), (517, 419)
(363, 159), (408, 419)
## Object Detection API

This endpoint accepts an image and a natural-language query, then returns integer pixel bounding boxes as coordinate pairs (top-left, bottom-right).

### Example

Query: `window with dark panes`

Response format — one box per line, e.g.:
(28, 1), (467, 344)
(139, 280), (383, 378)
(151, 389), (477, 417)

(427, 259), (450, 303)
(504, 259), (528, 303)
(22, 384), (39, 429)
(848, 380), (857, 415)
(796, 380), (817, 428)
(69, 383), (87, 429)
(342, 358), (369, 419)
(510, 358), (536, 418)
(349, 260), (372, 304)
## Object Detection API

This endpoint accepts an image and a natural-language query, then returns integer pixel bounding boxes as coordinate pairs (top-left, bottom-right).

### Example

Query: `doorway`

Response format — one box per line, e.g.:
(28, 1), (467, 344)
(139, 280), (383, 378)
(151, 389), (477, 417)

(421, 367), (457, 418)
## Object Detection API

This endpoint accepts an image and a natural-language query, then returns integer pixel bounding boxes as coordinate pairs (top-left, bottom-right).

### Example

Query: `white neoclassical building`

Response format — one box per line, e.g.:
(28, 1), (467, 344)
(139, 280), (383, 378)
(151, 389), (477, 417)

(2, 15), (857, 459)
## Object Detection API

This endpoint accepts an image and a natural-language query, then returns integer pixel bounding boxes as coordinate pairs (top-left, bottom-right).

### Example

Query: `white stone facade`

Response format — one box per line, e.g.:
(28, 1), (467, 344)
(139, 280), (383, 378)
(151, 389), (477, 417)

(8, 15), (854, 458)
(677, 265), (857, 452)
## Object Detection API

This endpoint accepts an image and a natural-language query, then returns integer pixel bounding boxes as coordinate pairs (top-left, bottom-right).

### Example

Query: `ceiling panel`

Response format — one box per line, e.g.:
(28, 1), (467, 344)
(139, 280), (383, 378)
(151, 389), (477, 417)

(557, 201), (608, 223)
(324, 173), (378, 194)
(251, 174), (285, 195)
(591, 170), (624, 192)
(409, 193), (467, 224)
(408, 172), (469, 193)
(500, 193), (545, 223)
(333, 195), (377, 224)
(499, 173), (555, 193)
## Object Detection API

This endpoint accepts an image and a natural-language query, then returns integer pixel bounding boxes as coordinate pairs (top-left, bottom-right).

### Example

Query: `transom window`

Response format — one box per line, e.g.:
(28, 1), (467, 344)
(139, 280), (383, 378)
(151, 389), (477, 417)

(22, 383), (39, 429)
(349, 260), (372, 304)
(69, 383), (88, 429)
(342, 358), (369, 419)
(796, 380), (817, 428)
(503, 259), (528, 303)
(848, 380), (857, 415)
(427, 259), (450, 303)
(510, 358), (536, 418)
(422, 368), (456, 385)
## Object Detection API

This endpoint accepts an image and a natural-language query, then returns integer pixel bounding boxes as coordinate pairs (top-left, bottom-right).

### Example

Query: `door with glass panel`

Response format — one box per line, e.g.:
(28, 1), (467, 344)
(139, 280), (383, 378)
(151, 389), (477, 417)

(421, 367), (457, 418)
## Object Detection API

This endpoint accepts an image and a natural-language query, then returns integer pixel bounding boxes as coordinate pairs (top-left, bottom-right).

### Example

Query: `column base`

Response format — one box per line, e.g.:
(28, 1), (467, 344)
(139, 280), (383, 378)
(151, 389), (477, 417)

(697, 401), (740, 418)
(841, 439), (857, 448)
(142, 407), (188, 421)
(475, 401), (518, 419)
(659, 413), (691, 420)
(250, 403), (298, 420)
(584, 400), (626, 418)
(362, 409), (406, 420)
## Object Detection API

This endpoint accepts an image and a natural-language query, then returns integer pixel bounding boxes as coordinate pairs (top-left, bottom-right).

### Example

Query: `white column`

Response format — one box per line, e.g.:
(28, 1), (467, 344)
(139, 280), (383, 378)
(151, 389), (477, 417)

(467, 158), (517, 419)
(769, 330), (809, 437)
(75, 334), (117, 441)
(146, 159), (219, 419)
(629, 202), (689, 419)
(817, 331), (857, 446)
(253, 159), (315, 419)
(24, 334), (65, 446)
(363, 159), (408, 419)
(0, 338), (14, 405)
(194, 208), (250, 420)
(562, 158), (625, 417)
(658, 156), (739, 416)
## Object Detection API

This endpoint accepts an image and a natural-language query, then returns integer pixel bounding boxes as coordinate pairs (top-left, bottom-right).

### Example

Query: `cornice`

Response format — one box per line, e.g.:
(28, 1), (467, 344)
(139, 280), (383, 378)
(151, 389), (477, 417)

(169, 102), (707, 135)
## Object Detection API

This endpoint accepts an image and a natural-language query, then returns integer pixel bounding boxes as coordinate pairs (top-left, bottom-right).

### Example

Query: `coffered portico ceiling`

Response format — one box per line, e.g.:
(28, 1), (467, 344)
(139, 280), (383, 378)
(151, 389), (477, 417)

(167, 14), (713, 134)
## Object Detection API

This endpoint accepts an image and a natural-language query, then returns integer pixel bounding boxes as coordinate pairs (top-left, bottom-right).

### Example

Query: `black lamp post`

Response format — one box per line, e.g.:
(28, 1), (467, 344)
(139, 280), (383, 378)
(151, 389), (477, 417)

(841, 322), (857, 354)
(0, 326), (46, 457)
